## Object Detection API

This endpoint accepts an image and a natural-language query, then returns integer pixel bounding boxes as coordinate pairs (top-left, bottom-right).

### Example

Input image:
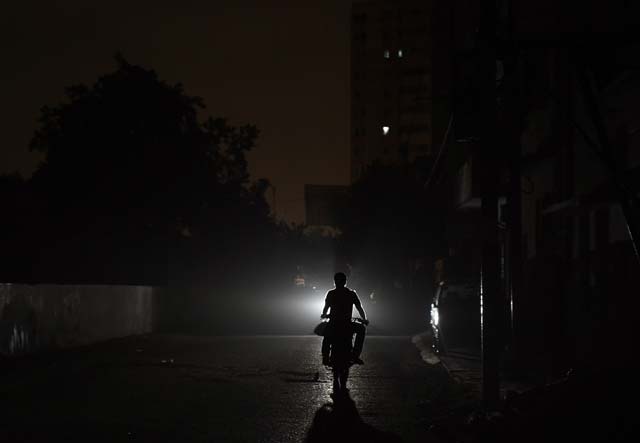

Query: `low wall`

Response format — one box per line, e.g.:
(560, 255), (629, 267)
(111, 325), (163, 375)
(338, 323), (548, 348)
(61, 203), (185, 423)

(0, 284), (155, 356)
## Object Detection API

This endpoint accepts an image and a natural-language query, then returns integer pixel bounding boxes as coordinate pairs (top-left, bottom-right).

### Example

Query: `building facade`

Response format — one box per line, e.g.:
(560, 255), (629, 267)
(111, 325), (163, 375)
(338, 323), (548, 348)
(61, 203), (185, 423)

(428, 0), (640, 381)
(350, 0), (433, 182)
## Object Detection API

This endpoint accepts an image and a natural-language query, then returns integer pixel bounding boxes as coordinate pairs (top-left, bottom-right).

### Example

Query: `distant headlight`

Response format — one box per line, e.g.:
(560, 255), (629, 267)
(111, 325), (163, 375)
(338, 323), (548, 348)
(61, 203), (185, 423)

(295, 295), (325, 318)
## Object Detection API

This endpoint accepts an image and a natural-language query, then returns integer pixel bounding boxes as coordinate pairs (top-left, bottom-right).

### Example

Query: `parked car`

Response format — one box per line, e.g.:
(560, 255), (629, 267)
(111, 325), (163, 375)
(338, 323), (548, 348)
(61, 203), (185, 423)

(430, 281), (481, 356)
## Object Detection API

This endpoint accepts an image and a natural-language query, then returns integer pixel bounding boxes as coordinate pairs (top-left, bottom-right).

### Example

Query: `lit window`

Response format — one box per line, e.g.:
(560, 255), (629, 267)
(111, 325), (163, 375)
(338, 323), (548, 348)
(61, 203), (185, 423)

(383, 49), (390, 59)
(382, 126), (390, 135)
(397, 49), (403, 58)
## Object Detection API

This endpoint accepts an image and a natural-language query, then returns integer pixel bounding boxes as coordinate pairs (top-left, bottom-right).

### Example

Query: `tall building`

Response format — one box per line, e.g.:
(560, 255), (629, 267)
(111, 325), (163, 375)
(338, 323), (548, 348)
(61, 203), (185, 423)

(350, 0), (433, 182)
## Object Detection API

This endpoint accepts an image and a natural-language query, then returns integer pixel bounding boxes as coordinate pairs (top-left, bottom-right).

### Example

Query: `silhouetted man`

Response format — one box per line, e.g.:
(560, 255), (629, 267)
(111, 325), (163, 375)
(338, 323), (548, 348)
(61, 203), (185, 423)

(321, 272), (368, 366)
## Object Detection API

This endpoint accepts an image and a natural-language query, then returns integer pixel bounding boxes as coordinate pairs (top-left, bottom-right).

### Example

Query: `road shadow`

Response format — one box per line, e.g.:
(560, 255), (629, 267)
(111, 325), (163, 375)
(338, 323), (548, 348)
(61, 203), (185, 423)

(305, 393), (403, 443)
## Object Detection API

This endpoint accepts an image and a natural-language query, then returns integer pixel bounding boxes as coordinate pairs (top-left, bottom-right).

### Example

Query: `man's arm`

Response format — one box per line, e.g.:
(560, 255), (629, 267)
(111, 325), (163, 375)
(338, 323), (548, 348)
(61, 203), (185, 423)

(321, 292), (331, 318)
(353, 292), (368, 322)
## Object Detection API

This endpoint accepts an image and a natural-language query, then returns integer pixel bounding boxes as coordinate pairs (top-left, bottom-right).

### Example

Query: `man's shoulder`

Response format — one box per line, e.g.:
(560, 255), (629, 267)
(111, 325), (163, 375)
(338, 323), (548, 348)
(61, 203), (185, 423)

(346, 287), (359, 298)
(327, 287), (358, 298)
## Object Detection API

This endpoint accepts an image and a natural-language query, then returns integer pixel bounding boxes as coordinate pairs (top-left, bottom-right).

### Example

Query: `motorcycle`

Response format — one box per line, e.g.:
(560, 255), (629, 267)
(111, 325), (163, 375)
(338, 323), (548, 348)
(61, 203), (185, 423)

(314, 315), (369, 396)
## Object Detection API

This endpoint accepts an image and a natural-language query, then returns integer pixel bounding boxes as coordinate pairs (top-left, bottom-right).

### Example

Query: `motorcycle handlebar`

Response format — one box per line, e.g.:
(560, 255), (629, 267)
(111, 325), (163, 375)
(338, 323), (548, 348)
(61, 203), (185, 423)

(320, 315), (369, 326)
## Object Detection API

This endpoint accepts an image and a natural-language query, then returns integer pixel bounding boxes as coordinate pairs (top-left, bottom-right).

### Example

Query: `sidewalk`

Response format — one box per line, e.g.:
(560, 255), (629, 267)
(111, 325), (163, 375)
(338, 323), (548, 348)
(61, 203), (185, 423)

(412, 331), (531, 403)
(439, 347), (534, 401)
(414, 331), (639, 443)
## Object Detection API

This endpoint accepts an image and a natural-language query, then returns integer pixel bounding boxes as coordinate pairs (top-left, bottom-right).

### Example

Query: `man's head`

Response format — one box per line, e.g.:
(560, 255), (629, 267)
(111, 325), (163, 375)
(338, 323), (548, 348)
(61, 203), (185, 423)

(334, 272), (347, 288)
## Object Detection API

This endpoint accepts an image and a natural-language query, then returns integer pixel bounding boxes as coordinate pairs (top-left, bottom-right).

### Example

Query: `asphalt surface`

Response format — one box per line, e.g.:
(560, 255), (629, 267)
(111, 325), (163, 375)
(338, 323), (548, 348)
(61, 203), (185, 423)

(1, 334), (462, 442)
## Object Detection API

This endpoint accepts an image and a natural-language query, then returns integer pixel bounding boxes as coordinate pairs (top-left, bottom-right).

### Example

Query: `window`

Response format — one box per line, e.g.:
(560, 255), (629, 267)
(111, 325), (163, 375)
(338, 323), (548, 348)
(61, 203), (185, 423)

(382, 126), (390, 135)
(383, 49), (390, 59)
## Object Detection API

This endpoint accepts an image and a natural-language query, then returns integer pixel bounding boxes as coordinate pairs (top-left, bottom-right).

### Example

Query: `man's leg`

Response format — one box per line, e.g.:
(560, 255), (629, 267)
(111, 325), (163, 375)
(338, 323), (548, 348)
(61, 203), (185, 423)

(321, 336), (331, 366)
(351, 322), (366, 363)
(321, 323), (333, 366)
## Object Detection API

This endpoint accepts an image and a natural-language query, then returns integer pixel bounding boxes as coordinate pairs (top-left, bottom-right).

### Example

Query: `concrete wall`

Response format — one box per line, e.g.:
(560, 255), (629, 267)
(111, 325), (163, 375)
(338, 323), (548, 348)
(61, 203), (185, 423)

(0, 284), (155, 356)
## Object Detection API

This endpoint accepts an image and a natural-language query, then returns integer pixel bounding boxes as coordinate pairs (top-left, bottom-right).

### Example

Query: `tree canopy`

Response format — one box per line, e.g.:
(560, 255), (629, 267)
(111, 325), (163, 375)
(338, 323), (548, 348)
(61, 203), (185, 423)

(11, 55), (275, 284)
(30, 55), (263, 227)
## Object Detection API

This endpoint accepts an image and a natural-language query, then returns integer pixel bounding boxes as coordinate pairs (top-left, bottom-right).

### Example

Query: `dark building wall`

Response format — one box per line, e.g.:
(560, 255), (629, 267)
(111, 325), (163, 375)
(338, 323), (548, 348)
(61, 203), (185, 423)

(429, 0), (640, 380)
(515, 17), (640, 377)
(0, 284), (155, 356)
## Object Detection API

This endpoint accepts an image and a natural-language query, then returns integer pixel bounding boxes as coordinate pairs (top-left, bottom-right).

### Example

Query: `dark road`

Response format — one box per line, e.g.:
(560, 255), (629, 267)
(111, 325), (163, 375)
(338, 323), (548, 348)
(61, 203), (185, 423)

(1, 334), (459, 442)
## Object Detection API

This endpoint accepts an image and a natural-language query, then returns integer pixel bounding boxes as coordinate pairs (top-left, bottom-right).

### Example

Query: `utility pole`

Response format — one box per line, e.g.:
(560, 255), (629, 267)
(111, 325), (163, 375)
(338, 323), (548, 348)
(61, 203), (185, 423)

(505, 70), (523, 370)
(503, 0), (523, 375)
(476, 0), (502, 410)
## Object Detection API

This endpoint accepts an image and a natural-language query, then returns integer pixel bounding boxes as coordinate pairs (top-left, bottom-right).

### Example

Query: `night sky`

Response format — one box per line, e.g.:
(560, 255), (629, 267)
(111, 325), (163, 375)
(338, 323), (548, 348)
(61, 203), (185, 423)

(1, 0), (352, 223)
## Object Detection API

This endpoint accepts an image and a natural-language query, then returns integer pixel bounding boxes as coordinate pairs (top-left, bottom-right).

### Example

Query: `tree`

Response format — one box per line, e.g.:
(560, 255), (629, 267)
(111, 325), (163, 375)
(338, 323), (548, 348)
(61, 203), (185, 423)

(25, 55), (272, 283)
